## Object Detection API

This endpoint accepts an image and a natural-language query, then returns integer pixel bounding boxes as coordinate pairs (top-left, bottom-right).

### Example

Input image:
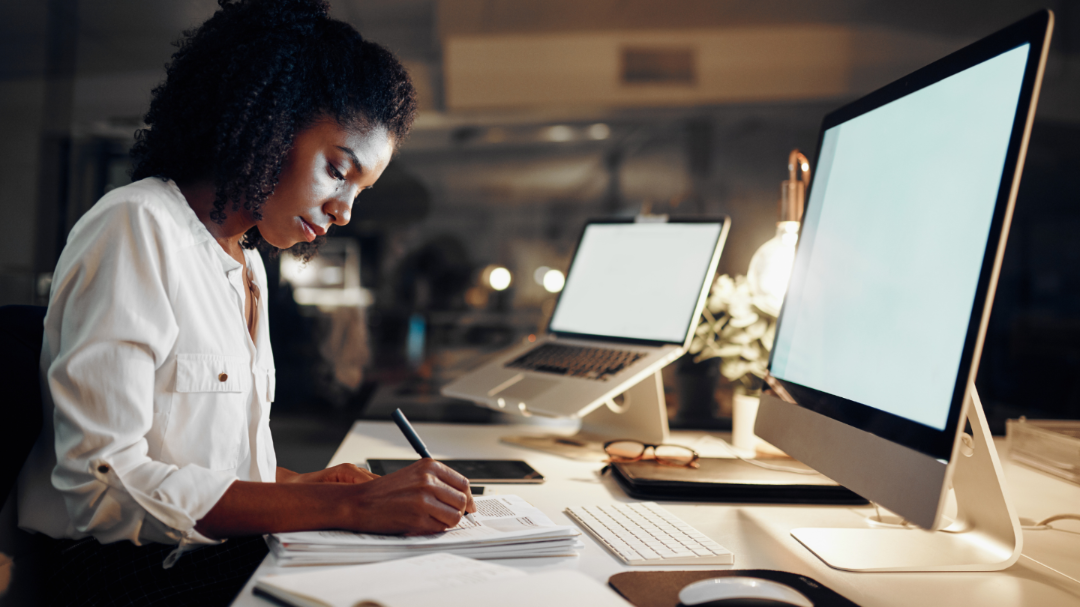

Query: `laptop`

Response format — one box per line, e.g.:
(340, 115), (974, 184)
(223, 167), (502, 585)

(442, 217), (730, 420)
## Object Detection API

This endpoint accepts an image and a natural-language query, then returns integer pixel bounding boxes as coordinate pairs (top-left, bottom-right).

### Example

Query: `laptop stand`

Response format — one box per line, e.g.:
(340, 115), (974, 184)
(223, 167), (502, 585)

(500, 370), (669, 461)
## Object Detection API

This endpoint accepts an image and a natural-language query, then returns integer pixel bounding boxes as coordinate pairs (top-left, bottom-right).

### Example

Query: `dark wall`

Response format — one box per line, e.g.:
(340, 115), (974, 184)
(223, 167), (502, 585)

(976, 120), (1080, 429)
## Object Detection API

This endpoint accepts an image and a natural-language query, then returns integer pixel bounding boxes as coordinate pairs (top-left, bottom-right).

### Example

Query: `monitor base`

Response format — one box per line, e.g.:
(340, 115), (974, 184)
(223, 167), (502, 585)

(501, 370), (669, 461)
(791, 385), (1022, 572)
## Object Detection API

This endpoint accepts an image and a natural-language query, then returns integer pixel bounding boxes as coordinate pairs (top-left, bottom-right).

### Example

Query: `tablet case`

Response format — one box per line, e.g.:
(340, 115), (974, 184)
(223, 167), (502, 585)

(609, 458), (868, 504)
(608, 569), (862, 607)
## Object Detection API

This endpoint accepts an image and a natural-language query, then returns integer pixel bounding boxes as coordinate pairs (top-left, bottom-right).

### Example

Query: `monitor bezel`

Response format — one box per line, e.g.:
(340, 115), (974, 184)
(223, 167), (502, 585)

(766, 10), (1053, 463)
(547, 216), (730, 348)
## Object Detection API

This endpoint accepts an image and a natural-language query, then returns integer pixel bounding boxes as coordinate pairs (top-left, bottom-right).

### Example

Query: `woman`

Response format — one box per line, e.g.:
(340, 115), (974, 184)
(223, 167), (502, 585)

(17, 1), (474, 604)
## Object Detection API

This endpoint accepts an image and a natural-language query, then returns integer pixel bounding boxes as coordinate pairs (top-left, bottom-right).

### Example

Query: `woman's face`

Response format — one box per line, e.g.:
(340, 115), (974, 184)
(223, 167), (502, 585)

(257, 118), (395, 249)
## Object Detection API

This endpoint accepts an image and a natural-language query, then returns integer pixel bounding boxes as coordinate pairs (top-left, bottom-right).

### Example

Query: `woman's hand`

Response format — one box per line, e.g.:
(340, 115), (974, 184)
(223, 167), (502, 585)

(197, 460), (476, 539)
(279, 464), (379, 485)
(339, 459), (477, 536)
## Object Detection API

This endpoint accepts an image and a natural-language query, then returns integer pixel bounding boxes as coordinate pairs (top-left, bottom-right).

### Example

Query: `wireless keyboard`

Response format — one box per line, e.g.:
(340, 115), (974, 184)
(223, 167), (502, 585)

(566, 502), (734, 565)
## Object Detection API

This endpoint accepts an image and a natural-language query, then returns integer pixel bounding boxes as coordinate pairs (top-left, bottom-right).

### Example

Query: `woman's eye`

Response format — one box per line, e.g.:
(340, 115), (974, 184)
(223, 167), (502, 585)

(328, 164), (345, 180)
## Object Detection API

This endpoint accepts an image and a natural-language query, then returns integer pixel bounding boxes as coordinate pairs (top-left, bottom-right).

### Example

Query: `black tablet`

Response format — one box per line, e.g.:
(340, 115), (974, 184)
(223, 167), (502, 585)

(367, 459), (544, 483)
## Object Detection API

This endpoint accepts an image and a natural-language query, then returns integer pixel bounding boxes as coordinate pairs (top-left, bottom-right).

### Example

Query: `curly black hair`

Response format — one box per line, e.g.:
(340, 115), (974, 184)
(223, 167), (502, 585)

(131, 0), (417, 259)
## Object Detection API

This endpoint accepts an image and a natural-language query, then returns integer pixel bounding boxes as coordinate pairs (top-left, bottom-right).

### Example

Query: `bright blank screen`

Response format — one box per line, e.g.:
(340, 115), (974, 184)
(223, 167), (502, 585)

(549, 222), (722, 343)
(770, 44), (1029, 430)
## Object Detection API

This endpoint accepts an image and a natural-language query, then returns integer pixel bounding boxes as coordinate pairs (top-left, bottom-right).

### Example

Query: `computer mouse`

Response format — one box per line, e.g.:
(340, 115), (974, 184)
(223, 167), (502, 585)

(678, 576), (814, 607)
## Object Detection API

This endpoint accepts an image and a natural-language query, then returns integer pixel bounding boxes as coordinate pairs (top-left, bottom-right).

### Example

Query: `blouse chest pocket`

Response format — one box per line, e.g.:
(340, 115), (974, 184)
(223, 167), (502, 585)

(164, 353), (251, 470)
(176, 354), (251, 393)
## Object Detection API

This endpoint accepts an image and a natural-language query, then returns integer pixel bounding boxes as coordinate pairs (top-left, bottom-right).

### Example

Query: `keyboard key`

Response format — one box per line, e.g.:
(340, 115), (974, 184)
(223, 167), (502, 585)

(506, 344), (646, 381)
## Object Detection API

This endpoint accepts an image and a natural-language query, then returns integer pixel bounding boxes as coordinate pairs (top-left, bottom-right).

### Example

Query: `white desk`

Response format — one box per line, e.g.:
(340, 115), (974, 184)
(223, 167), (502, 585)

(231, 421), (1080, 606)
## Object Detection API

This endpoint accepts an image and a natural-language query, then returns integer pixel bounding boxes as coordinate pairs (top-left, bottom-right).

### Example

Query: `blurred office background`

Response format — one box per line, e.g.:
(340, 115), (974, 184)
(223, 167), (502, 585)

(2, 0), (1079, 470)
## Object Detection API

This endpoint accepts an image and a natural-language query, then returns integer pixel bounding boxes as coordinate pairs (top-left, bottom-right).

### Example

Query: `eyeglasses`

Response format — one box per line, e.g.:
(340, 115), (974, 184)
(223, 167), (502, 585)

(603, 439), (700, 468)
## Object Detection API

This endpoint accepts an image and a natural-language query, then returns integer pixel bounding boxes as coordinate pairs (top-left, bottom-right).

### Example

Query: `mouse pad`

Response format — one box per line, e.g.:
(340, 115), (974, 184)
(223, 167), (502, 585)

(608, 569), (861, 607)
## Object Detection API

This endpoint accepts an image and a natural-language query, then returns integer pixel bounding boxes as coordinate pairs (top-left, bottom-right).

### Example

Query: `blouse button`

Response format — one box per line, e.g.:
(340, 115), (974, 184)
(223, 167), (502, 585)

(218, 373), (228, 382)
(97, 464), (109, 474)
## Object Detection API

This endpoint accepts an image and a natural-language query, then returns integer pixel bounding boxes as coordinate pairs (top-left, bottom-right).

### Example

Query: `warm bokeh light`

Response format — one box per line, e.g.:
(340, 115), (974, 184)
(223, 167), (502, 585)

(545, 125), (573, 142)
(488, 266), (512, 291)
(533, 266), (551, 285)
(588, 123), (610, 140)
(542, 268), (565, 293)
(465, 286), (488, 309)
(279, 255), (311, 285)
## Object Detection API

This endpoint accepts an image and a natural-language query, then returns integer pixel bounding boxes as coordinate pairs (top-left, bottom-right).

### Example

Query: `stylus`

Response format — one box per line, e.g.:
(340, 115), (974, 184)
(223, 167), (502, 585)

(392, 408), (432, 459)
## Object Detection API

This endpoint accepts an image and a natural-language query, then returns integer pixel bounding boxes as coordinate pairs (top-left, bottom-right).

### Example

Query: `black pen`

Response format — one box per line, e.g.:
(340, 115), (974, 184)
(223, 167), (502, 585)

(392, 408), (432, 459)
(391, 408), (478, 524)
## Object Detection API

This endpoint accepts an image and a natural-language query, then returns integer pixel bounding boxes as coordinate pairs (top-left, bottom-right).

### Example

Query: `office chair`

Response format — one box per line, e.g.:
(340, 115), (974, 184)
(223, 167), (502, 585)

(0, 305), (46, 506)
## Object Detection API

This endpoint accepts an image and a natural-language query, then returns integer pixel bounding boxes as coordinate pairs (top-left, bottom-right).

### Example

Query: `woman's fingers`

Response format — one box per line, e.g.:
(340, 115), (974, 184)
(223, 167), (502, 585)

(342, 459), (476, 534)
(426, 460), (474, 513)
(285, 463), (380, 484)
(419, 490), (467, 530)
(407, 460), (471, 518)
(328, 463), (380, 483)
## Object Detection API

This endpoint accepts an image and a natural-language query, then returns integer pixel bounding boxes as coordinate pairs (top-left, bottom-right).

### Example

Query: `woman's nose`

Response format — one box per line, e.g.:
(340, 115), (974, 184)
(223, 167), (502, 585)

(324, 195), (353, 226)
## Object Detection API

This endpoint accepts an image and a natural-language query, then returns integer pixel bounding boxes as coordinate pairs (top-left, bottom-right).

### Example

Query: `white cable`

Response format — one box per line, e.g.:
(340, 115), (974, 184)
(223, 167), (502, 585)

(1036, 514), (1080, 526)
(1021, 513), (1080, 530)
(1019, 514), (1080, 586)
(1020, 554), (1080, 587)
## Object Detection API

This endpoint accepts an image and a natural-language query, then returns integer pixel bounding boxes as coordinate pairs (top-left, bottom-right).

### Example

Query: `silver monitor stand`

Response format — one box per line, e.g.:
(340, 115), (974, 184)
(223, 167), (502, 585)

(757, 385), (1021, 572)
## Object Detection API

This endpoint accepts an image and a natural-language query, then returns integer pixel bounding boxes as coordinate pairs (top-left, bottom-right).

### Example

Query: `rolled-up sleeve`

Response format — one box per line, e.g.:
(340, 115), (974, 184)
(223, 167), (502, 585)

(45, 198), (236, 546)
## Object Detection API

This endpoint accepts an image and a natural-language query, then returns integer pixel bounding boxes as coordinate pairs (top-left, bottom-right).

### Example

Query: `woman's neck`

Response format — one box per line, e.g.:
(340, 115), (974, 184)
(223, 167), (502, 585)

(177, 180), (256, 264)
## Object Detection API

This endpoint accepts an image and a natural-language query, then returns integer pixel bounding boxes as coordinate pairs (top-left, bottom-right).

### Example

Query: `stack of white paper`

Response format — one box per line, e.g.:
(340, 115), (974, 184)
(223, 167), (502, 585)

(268, 495), (582, 566)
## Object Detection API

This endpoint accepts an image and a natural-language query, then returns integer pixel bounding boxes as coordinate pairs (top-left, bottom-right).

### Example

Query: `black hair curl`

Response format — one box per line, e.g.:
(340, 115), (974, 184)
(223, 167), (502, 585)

(131, 0), (417, 259)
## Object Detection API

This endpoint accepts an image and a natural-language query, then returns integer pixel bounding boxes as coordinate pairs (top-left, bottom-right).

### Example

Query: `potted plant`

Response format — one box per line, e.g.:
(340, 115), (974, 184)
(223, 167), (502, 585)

(688, 274), (784, 455)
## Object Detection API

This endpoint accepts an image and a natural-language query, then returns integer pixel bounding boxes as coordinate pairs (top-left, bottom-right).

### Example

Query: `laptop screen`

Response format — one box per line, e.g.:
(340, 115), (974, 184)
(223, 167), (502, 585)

(549, 221), (724, 344)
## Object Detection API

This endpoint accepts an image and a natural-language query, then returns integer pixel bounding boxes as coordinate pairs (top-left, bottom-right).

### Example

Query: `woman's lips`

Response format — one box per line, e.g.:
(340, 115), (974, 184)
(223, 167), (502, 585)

(299, 218), (321, 243)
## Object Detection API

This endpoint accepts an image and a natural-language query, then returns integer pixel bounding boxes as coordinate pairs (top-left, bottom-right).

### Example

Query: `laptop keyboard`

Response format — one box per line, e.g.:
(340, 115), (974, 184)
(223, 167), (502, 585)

(505, 343), (645, 381)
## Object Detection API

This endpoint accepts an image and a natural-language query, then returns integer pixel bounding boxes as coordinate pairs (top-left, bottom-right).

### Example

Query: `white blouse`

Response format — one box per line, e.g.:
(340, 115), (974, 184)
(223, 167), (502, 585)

(18, 177), (277, 556)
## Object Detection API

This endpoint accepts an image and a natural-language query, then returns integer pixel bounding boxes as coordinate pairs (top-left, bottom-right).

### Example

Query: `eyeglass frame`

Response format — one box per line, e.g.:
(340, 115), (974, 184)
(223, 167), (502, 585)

(602, 439), (701, 468)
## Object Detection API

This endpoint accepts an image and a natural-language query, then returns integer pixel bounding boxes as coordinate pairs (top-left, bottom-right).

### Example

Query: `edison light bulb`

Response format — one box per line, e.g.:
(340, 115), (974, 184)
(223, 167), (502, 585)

(746, 221), (799, 317)
(748, 149), (809, 317)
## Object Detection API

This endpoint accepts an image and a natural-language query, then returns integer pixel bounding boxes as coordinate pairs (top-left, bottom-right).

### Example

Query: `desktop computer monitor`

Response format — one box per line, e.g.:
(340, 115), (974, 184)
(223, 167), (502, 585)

(754, 11), (1053, 572)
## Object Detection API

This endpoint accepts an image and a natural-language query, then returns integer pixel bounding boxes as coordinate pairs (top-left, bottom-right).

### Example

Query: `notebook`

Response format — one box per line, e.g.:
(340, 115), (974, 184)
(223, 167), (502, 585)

(255, 553), (632, 607)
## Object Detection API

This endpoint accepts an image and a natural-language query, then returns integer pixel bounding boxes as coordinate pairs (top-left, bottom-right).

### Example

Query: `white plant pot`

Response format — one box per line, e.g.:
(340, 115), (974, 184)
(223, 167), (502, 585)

(731, 393), (787, 457)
